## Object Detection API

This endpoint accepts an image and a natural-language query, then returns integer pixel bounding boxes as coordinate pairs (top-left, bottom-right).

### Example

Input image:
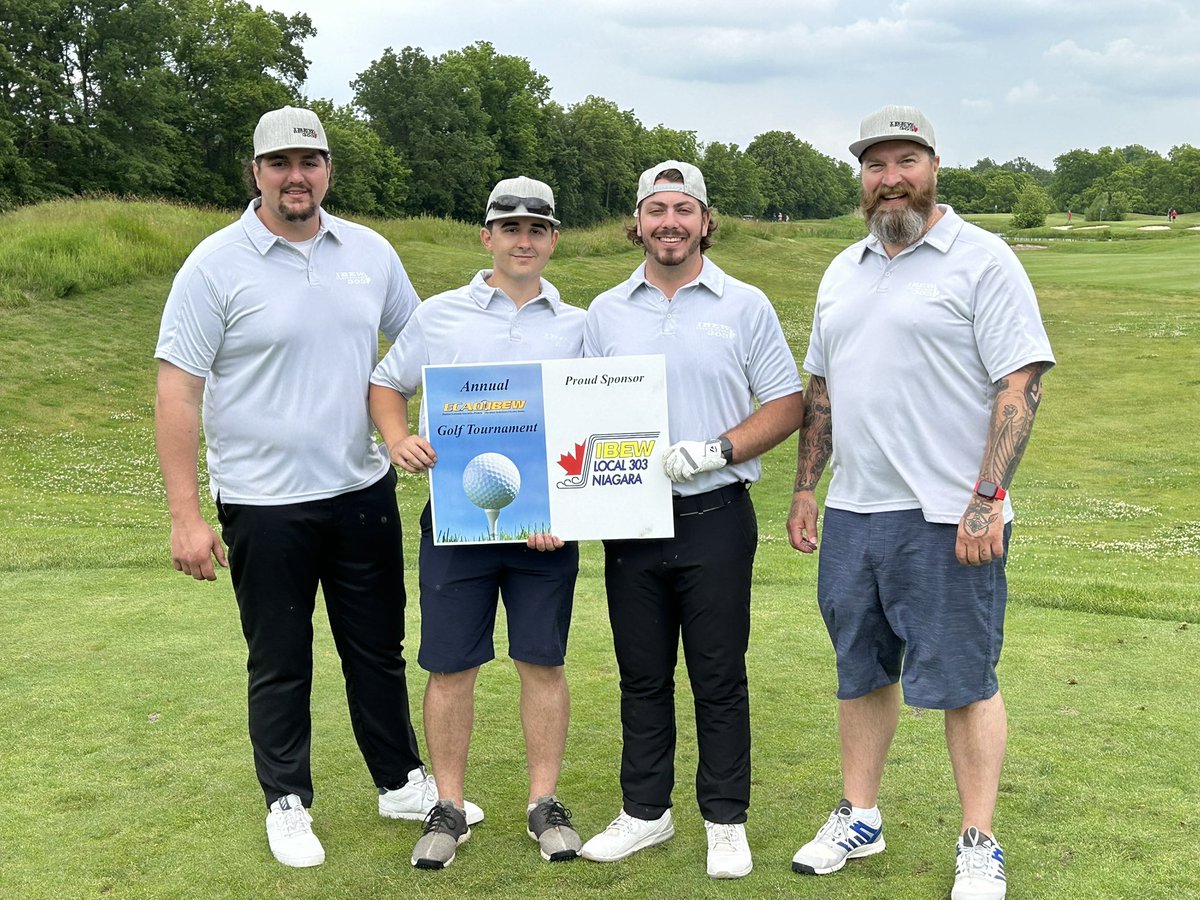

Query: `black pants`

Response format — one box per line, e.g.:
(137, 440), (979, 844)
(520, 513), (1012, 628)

(602, 485), (757, 824)
(217, 469), (422, 807)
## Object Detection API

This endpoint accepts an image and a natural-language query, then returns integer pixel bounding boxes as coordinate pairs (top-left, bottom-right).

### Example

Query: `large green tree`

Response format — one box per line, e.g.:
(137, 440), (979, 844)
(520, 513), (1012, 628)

(746, 130), (856, 219)
(353, 46), (497, 219)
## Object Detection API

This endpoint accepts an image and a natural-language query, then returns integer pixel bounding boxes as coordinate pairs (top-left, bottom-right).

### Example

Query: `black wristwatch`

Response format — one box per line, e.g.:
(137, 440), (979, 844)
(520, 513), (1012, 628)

(973, 479), (1007, 501)
(718, 435), (734, 463)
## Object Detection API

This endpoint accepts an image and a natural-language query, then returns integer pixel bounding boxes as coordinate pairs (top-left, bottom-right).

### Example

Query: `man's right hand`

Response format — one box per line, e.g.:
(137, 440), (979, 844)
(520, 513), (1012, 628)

(389, 434), (437, 472)
(170, 517), (228, 581)
(787, 490), (820, 553)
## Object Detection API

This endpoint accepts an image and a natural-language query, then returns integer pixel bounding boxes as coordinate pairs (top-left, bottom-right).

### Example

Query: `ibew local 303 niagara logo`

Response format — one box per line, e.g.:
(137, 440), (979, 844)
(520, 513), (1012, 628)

(556, 432), (658, 489)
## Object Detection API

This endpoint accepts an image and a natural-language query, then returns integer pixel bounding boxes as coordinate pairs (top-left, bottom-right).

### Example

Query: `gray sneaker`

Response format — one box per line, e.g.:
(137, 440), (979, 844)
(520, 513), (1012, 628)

(411, 800), (471, 870)
(527, 796), (581, 862)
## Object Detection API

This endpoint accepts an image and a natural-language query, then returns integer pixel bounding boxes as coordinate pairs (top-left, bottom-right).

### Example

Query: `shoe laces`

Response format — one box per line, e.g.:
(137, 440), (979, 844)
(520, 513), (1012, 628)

(275, 804), (313, 838)
(815, 809), (853, 844)
(605, 812), (643, 836)
(421, 802), (461, 835)
(958, 838), (1002, 879)
(707, 823), (744, 853)
(541, 799), (573, 828)
(416, 772), (438, 807)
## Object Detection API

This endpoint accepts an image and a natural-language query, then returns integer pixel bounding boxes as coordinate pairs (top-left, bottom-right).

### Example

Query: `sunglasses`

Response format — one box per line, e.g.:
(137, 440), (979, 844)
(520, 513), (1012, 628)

(488, 195), (555, 218)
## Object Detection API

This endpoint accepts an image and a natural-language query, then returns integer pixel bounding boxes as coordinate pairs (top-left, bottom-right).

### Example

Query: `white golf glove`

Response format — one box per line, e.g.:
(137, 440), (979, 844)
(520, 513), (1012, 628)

(663, 439), (727, 483)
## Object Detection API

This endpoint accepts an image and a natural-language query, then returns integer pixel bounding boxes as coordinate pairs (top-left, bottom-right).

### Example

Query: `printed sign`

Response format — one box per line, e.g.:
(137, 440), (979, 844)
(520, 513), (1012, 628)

(423, 355), (673, 544)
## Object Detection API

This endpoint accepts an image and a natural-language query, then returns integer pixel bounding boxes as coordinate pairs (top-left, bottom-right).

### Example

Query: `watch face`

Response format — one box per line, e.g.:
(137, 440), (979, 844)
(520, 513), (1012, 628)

(975, 480), (1002, 499)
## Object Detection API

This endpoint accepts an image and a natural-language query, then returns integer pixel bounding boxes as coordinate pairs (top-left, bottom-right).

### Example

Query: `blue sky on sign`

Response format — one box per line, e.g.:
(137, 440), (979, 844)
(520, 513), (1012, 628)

(269, 0), (1200, 169)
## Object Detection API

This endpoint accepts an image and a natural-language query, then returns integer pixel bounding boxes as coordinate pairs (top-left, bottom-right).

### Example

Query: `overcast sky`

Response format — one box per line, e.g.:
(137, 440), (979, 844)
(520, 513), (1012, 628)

(265, 0), (1199, 170)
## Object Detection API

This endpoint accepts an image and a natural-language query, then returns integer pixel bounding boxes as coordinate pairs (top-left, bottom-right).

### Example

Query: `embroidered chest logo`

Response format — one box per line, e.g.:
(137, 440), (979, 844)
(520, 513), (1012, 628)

(906, 281), (938, 298)
(695, 321), (736, 340)
(336, 271), (372, 285)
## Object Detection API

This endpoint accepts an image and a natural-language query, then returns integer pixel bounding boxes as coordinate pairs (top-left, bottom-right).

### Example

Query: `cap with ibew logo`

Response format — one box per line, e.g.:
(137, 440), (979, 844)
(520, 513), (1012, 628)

(253, 106), (329, 157)
(849, 105), (936, 160)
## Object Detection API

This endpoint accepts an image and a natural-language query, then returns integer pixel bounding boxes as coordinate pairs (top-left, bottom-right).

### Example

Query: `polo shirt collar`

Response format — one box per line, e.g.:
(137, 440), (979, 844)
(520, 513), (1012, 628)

(619, 255), (726, 300)
(858, 204), (964, 262)
(468, 269), (563, 312)
(241, 199), (341, 255)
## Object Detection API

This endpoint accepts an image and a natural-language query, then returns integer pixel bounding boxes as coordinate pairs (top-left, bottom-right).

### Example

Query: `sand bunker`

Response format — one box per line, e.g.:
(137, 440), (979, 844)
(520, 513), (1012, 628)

(1138, 225), (1170, 231)
(1011, 244), (1048, 251)
(1074, 225), (1109, 231)
(1052, 225), (1074, 230)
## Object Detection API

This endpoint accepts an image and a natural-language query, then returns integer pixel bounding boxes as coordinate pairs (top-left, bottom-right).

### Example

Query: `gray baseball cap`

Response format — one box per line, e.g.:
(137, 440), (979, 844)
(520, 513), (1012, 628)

(485, 176), (560, 226)
(253, 106), (329, 157)
(849, 105), (936, 160)
(636, 160), (708, 211)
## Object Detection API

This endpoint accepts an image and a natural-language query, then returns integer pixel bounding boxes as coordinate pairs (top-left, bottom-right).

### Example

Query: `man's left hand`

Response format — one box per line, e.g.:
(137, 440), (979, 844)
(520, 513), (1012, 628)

(956, 495), (1005, 565)
(662, 440), (726, 483)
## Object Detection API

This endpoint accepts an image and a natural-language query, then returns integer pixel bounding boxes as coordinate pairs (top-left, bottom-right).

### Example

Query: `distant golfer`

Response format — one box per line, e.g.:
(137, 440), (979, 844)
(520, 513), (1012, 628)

(786, 105), (1055, 900)
(579, 161), (803, 879)
(369, 177), (586, 870)
(154, 105), (479, 869)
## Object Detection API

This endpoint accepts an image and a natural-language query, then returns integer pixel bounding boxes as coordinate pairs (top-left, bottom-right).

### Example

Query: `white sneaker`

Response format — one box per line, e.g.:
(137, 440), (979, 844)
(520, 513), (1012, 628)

(266, 794), (325, 868)
(378, 766), (484, 826)
(791, 799), (885, 875)
(952, 826), (1007, 900)
(580, 809), (674, 862)
(705, 821), (752, 878)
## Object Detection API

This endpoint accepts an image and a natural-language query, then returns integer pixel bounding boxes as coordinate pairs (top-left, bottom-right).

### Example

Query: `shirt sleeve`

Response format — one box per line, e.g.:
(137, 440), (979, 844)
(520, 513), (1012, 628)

(370, 313), (428, 399)
(154, 261), (225, 377)
(379, 249), (421, 342)
(972, 253), (1056, 382)
(745, 295), (803, 403)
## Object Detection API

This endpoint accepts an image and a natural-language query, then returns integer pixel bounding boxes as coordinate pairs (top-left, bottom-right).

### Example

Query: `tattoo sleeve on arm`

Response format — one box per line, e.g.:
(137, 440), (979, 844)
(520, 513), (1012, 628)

(983, 362), (1048, 489)
(794, 375), (833, 491)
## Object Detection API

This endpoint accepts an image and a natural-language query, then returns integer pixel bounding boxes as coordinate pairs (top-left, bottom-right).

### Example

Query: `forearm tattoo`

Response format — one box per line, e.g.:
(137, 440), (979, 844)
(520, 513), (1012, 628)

(983, 362), (1048, 489)
(794, 376), (833, 491)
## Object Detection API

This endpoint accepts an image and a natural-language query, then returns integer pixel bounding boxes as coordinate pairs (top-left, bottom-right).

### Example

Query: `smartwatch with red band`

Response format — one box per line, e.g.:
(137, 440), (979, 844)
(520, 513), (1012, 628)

(973, 479), (1006, 501)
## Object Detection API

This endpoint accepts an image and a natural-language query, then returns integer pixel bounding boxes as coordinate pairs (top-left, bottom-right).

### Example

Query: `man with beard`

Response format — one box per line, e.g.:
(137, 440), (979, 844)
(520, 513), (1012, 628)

(155, 105), (480, 869)
(579, 161), (803, 879)
(786, 106), (1054, 900)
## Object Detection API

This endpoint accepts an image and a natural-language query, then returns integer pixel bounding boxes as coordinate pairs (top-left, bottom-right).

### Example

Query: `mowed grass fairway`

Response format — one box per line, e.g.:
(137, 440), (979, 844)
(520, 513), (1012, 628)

(1, 201), (1198, 899)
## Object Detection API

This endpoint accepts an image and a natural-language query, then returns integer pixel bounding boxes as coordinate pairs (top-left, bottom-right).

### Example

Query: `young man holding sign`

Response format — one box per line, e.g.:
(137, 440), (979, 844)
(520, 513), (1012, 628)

(369, 177), (585, 870)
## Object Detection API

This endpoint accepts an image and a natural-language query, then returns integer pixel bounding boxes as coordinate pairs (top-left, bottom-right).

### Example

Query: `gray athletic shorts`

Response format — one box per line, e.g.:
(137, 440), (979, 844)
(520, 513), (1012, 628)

(817, 507), (1011, 710)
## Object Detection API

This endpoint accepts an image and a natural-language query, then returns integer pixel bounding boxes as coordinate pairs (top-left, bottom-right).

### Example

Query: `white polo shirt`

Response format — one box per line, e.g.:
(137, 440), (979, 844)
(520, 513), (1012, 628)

(155, 200), (420, 504)
(806, 204), (1056, 523)
(370, 270), (585, 436)
(584, 256), (803, 497)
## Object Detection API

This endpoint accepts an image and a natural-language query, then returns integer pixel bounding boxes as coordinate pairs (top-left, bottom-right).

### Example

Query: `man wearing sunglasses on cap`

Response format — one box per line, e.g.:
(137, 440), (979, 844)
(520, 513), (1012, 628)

(579, 161), (804, 879)
(370, 176), (586, 871)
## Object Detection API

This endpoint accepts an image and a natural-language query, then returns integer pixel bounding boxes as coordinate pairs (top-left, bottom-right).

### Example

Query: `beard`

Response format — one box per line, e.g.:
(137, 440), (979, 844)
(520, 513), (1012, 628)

(862, 176), (937, 247)
(645, 229), (702, 267)
(280, 199), (317, 223)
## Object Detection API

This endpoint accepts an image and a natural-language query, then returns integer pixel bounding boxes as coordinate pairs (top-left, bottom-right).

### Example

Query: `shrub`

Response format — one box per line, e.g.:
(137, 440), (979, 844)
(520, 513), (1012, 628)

(1011, 184), (1051, 229)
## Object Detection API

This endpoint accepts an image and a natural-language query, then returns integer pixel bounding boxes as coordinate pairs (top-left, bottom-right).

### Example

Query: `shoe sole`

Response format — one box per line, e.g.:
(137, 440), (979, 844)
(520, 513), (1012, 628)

(792, 837), (886, 875)
(271, 851), (325, 868)
(579, 826), (675, 862)
(708, 862), (753, 879)
(381, 802), (485, 826)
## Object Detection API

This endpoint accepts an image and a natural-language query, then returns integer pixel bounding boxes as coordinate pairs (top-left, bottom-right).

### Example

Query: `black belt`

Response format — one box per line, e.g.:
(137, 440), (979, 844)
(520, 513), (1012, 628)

(672, 481), (749, 517)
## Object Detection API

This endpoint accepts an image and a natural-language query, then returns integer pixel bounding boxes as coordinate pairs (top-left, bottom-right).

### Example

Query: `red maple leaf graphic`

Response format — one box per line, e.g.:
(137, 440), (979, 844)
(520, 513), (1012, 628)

(557, 441), (586, 476)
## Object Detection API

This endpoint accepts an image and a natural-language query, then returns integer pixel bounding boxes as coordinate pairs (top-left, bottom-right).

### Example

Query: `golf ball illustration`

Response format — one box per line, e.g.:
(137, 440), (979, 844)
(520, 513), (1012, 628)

(462, 452), (521, 539)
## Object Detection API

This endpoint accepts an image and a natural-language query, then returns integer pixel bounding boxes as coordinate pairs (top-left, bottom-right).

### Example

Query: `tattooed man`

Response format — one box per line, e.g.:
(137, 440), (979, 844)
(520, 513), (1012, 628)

(786, 106), (1054, 900)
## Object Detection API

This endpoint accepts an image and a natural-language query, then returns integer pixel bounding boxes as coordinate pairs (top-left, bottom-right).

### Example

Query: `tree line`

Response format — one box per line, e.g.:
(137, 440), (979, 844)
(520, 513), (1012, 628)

(2, 0), (1197, 224)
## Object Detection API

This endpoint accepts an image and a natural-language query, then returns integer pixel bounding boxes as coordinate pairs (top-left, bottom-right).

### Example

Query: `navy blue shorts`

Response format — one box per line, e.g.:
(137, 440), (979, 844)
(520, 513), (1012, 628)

(416, 503), (578, 673)
(816, 507), (1011, 710)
